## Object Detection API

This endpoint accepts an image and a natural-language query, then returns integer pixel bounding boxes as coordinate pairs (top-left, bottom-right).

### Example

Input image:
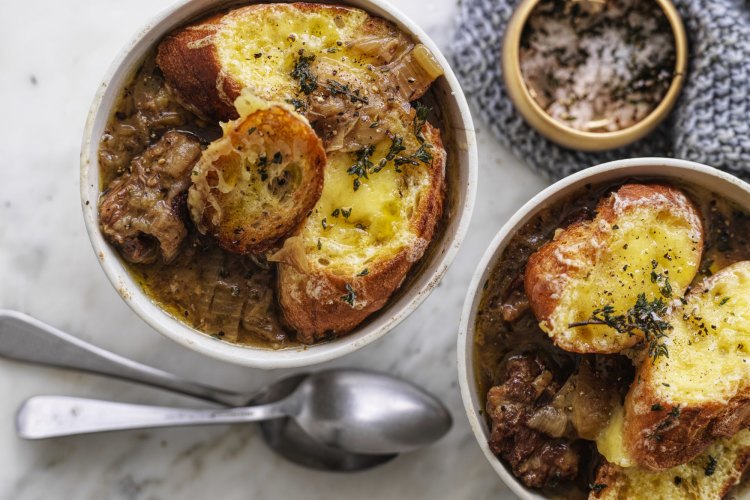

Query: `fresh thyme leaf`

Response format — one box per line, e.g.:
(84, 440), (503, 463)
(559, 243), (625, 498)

(385, 135), (406, 162)
(321, 217), (328, 229)
(326, 79), (369, 104)
(291, 53), (318, 95)
(286, 98), (306, 111)
(247, 127), (257, 135)
(341, 283), (356, 306)
(370, 121), (380, 129)
(413, 144), (433, 163)
(357, 268), (369, 277)
(393, 144), (433, 167)
(272, 151), (283, 164)
(257, 154), (268, 167)
(341, 207), (352, 219)
(720, 297), (730, 306)
(651, 403), (663, 411)
(661, 277), (672, 297)
(317, 239), (322, 250)
(331, 208), (341, 217)
(705, 456), (717, 476)
(348, 145), (375, 191)
(413, 101), (431, 143)
(649, 262), (673, 297)
(590, 483), (608, 494)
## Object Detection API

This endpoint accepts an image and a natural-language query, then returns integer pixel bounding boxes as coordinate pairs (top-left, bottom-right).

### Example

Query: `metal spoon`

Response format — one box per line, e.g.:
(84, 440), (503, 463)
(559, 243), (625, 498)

(0, 310), (450, 471)
(17, 368), (451, 452)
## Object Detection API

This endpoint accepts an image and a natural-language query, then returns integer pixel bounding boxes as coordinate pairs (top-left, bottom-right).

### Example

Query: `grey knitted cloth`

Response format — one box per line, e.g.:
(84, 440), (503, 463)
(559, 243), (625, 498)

(450, 0), (750, 181)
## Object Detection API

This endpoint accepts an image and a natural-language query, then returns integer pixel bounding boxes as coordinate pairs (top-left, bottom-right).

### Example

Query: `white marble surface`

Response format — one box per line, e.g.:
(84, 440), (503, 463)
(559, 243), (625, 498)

(0, 0), (548, 498)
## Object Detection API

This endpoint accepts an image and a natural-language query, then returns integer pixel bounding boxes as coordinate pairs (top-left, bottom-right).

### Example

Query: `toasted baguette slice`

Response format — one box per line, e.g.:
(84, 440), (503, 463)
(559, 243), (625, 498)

(272, 109), (445, 343)
(188, 95), (325, 254)
(156, 3), (440, 122)
(525, 184), (703, 354)
(591, 429), (750, 500)
(623, 261), (750, 470)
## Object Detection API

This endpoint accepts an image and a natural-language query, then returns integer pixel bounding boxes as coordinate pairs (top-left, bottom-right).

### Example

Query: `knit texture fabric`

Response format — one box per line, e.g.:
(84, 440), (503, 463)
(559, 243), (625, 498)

(450, 0), (750, 181)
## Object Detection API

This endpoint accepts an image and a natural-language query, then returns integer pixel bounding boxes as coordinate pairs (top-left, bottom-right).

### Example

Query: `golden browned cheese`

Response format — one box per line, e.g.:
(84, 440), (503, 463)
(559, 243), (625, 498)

(188, 96), (326, 254)
(273, 117), (445, 343)
(525, 184), (704, 354)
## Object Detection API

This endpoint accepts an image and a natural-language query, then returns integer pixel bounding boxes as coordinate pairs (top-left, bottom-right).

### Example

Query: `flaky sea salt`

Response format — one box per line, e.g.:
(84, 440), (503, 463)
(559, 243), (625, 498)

(520, 0), (676, 132)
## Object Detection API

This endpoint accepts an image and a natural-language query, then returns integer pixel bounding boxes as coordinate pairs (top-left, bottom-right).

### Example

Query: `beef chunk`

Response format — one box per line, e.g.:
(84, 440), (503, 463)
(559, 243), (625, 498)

(486, 353), (580, 489)
(99, 131), (201, 263)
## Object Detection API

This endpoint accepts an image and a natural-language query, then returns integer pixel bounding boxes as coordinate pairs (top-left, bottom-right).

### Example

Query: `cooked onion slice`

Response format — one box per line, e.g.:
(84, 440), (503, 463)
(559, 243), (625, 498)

(527, 405), (569, 438)
(386, 44), (444, 101)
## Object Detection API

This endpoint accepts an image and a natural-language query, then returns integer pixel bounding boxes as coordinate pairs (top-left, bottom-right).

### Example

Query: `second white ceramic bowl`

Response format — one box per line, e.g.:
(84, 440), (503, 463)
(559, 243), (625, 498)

(80, 0), (477, 369)
(457, 158), (750, 499)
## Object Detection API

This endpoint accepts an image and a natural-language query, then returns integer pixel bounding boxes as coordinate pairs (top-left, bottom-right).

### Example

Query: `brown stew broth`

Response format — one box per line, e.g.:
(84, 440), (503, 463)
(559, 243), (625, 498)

(473, 179), (750, 496)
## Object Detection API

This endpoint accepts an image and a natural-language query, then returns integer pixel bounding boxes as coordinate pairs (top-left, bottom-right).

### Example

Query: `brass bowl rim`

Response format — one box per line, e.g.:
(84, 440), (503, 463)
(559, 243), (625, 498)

(502, 0), (688, 152)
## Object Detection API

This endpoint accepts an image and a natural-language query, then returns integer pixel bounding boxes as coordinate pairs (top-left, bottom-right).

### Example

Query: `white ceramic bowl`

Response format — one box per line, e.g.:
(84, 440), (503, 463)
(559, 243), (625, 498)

(80, 0), (477, 369)
(457, 158), (750, 499)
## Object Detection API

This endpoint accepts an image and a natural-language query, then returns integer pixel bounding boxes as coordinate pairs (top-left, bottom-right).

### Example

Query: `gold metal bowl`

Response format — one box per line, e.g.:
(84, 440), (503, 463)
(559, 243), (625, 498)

(502, 0), (688, 152)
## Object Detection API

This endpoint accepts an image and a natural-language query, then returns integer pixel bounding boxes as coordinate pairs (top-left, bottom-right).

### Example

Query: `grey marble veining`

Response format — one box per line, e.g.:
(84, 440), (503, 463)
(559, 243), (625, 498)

(0, 0), (547, 498)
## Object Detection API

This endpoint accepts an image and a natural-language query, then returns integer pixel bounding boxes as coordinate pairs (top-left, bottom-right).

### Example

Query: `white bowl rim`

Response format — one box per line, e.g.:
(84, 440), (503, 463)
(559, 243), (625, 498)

(457, 157), (750, 499)
(80, 0), (478, 369)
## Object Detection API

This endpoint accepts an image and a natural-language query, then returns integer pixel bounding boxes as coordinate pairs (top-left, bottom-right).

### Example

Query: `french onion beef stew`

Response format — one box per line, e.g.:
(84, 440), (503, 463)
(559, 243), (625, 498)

(98, 3), (450, 348)
(474, 180), (750, 499)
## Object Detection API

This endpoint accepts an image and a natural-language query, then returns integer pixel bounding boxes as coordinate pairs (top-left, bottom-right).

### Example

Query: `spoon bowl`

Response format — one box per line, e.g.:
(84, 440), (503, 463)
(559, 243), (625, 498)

(289, 370), (452, 455)
(249, 373), (397, 471)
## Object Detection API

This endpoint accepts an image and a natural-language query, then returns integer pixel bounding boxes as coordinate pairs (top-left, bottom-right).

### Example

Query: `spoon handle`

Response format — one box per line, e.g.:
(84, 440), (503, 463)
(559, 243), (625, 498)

(16, 395), (289, 439)
(0, 310), (246, 407)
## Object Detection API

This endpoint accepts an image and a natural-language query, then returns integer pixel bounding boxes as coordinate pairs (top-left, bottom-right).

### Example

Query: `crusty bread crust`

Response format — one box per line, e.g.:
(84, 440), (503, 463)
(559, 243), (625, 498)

(156, 3), (400, 122)
(591, 430), (750, 499)
(525, 183), (704, 354)
(157, 12), (241, 121)
(624, 389), (750, 471)
(276, 122), (446, 343)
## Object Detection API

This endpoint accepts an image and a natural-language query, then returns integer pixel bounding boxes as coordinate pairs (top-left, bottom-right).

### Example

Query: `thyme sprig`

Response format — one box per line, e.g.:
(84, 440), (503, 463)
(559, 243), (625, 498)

(393, 144), (433, 168)
(347, 145), (375, 191)
(325, 80), (369, 104)
(569, 293), (672, 362)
